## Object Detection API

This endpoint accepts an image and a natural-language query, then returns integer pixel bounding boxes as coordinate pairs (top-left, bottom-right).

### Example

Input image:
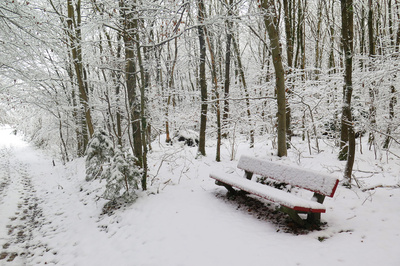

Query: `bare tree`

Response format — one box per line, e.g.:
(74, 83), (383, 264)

(120, 0), (144, 173)
(67, 0), (94, 155)
(222, 0), (233, 138)
(339, 0), (356, 184)
(261, 0), (287, 157)
(197, 0), (208, 156)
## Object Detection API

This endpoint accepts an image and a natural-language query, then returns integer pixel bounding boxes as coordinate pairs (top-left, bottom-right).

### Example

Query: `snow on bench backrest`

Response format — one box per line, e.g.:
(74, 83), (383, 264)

(237, 155), (339, 197)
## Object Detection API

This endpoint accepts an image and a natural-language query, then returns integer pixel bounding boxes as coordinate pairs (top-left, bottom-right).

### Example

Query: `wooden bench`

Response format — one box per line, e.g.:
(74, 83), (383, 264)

(210, 155), (339, 226)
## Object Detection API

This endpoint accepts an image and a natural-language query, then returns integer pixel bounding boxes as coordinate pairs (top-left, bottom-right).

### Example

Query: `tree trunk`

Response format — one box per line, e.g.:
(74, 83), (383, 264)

(383, 85), (397, 149)
(137, 45), (148, 191)
(326, 0), (336, 73)
(120, 0), (143, 166)
(367, 0), (377, 147)
(262, 0), (287, 157)
(396, 0), (400, 52)
(112, 32), (123, 146)
(205, 30), (222, 162)
(314, 0), (323, 77)
(231, 35), (254, 148)
(283, 0), (294, 144)
(294, 0), (306, 72)
(339, 0), (355, 184)
(67, 0), (94, 155)
(197, 0), (208, 156)
(384, 0), (398, 149)
(68, 65), (84, 157)
(165, 38), (178, 144)
(101, 29), (123, 147)
(222, 0), (233, 138)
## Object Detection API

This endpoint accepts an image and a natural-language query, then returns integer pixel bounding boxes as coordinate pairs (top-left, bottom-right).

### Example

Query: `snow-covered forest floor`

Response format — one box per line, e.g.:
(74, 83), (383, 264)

(0, 125), (399, 266)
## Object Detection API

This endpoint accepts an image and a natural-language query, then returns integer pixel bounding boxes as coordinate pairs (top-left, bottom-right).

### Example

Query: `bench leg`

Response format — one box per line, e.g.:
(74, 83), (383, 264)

(215, 180), (236, 194)
(244, 171), (253, 180)
(280, 206), (305, 227)
(307, 193), (325, 224)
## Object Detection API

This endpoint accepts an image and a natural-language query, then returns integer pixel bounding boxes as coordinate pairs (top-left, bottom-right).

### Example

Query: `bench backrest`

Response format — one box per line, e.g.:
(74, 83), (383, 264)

(237, 155), (339, 197)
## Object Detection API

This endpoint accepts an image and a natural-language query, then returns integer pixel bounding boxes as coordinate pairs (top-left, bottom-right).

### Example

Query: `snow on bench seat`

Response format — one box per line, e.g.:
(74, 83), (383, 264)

(210, 173), (326, 213)
(237, 155), (339, 197)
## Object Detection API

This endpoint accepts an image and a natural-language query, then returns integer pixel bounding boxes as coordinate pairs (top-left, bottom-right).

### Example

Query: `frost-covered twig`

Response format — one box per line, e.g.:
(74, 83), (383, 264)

(387, 150), (400, 159)
(362, 184), (400, 192)
(151, 148), (184, 184)
(371, 129), (400, 146)
(286, 139), (302, 164)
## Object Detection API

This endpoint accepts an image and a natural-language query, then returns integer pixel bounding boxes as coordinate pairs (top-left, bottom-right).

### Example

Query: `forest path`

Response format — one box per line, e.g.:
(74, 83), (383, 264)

(0, 126), (121, 265)
(0, 146), (53, 265)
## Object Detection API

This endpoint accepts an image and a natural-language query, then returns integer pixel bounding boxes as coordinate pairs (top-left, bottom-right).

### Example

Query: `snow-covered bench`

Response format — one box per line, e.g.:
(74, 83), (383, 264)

(210, 155), (339, 226)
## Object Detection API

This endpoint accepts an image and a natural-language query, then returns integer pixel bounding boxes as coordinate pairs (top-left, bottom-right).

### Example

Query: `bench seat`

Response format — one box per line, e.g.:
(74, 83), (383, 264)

(210, 173), (326, 213)
(237, 155), (339, 197)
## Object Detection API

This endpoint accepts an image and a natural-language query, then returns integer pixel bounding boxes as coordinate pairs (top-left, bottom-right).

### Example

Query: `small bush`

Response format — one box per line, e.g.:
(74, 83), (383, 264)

(85, 129), (114, 181)
(102, 148), (141, 201)
(85, 130), (142, 206)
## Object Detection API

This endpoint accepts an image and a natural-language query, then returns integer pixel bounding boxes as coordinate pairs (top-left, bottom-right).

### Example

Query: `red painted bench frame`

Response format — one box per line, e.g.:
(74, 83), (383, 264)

(210, 155), (339, 226)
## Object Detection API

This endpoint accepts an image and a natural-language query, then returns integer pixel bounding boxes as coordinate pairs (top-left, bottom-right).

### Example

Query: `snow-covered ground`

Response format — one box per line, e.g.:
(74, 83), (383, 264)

(0, 125), (399, 266)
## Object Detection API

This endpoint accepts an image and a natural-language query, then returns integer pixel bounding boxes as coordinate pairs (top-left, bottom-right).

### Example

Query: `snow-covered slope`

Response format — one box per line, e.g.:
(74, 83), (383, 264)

(0, 126), (399, 266)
